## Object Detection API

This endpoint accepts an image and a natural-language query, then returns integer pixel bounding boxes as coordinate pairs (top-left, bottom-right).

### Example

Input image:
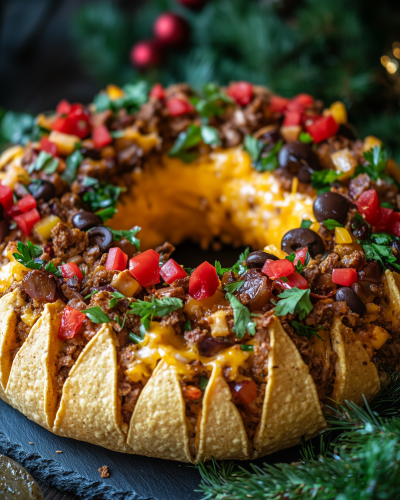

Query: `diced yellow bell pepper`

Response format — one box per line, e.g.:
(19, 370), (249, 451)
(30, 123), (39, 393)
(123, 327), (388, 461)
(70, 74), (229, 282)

(330, 148), (358, 179)
(49, 131), (81, 156)
(369, 325), (391, 350)
(310, 222), (320, 233)
(1, 163), (30, 188)
(324, 101), (347, 124)
(111, 270), (142, 297)
(34, 215), (61, 241)
(335, 227), (352, 244)
(37, 113), (54, 130)
(385, 158), (400, 185)
(280, 125), (301, 143)
(115, 127), (159, 155)
(0, 146), (24, 170)
(106, 84), (125, 100)
(363, 135), (382, 152)
(263, 244), (287, 259)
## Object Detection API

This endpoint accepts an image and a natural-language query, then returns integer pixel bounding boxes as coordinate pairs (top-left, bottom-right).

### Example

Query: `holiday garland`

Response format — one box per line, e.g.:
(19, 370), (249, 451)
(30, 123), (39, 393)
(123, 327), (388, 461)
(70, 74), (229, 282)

(197, 367), (400, 499)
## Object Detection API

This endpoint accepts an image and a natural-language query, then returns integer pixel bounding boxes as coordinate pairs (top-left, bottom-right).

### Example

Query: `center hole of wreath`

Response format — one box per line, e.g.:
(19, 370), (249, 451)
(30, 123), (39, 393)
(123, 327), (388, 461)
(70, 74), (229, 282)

(172, 239), (248, 269)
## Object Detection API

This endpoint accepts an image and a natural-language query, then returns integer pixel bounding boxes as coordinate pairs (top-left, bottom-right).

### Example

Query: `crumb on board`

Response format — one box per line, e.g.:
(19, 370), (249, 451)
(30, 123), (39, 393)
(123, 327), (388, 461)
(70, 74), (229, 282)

(98, 466), (110, 478)
(29, 442), (33, 445)
(56, 450), (63, 453)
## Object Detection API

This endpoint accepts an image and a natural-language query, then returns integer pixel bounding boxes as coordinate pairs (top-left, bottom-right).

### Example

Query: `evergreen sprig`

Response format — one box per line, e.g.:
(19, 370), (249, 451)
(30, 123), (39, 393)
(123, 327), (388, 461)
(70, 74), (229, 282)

(197, 367), (400, 500)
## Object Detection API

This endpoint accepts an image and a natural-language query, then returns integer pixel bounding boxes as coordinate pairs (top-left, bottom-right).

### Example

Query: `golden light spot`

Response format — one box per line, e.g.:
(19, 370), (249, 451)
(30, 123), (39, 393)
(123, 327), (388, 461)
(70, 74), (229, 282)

(394, 48), (400, 59)
(381, 55), (390, 67)
(386, 61), (398, 74)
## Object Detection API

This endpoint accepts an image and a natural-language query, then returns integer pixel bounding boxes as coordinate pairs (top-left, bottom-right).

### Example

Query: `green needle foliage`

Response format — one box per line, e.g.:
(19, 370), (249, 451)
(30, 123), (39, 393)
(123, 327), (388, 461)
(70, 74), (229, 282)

(197, 368), (400, 499)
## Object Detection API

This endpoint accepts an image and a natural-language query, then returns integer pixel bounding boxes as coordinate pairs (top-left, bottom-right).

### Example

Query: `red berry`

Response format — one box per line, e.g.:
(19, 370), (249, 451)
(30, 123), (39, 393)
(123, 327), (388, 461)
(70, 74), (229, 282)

(154, 13), (189, 46)
(130, 40), (163, 70)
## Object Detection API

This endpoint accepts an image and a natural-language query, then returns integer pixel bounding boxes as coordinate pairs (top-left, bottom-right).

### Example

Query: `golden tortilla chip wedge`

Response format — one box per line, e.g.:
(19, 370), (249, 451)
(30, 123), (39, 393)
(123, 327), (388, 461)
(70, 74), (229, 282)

(0, 289), (24, 403)
(5, 300), (64, 431)
(196, 365), (249, 462)
(254, 317), (327, 458)
(53, 324), (130, 453)
(330, 317), (380, 406)
(127, 360), (192, 462)
(382, 270), (400, 328)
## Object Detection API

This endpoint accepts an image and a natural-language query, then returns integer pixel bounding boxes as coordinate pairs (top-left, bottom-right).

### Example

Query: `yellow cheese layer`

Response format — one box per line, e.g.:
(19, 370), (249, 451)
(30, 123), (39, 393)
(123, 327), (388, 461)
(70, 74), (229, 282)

(110, 147), (316, 250)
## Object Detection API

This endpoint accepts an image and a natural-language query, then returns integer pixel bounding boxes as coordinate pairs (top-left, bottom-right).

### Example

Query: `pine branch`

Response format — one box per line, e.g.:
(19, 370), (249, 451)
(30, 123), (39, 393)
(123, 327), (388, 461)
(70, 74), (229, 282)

(197, 367), (400, 500)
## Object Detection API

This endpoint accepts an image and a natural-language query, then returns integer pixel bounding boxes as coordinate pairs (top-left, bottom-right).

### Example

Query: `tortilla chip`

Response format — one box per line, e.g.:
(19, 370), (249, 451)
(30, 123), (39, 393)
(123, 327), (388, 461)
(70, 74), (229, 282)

(382, 270), (400, 328)
(254, 317), (327, 458)
(330, 317), (380, 406)
(5, 300), (64, 430)
(196, 365), (249, 462)
(0, 289), (24, 403)
(127, 360), (192, 462)
(53, 324), (130, 453)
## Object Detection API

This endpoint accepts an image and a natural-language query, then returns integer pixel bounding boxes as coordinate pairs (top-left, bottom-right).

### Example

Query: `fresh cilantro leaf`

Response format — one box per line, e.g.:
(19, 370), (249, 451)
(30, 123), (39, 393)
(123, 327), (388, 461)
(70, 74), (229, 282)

(168, 124), (202, 163)
(129, 296), (183, 330)
(226, 292), (256, 338)
(107, 226), (141, 251)
(361, 145), (388, 182)
(184, 320), (192, 331)
(243, 135), (263, 162)
(285, 252), (308, 274)
(96, 206), (117, 222)
(85, 290), (98, 299)
(381, 202), (395, 209)
(361, 232), (399, 269)
(240, 344), (254, 351)
(29, 151), (59, 175)
(83, 179), (123, 213)
(223, 281), (244, 293)
(110, 291), (126, 308)
(44, 261), (62, 277)
(13, 241), (43, 270)
(200, 125), (221, 146)
(253, 140), (283, 173)
(183, 267), (194, 275)
(311, 170), (341, 193)
(285, 253), (295, 263)
(291, 320), (324, 340)
(62, 150), (83, 184)
(274, 287), (313, 320)
(352, 212), (370, 229)
(193, 84), (232, 119)
(231, 248), (250, 275)
(299, 132), (313, 143)
(82, 176), (99, 187)
(93, 92), (111, 112)
(94, 82), (149, 114)
(82, 307), (111, 323)
(323, 219), (344, 230)
(199, 376), (209, 391)
(110, 130), (125, 138)
(301, 219), (313, 229)
(215, 260), (231, 276)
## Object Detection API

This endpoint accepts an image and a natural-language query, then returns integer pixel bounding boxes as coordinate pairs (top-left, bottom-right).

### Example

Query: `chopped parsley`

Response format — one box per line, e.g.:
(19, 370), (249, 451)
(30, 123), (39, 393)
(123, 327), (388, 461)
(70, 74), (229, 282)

(301, 219), (313, 229)
(352, 212), (370, 229)
(109, 291), (126, 308)
(215, 248), (249, 277)
(93, 81), (149, 114)
(62, 150), (83, 184)
(274, 287), (313, 320)
(44, 261), (62, 277)
(354, 146), (391, 183)
(240, 344), (254, 351)
(82, 177), (123, 221)
(191, 83), (232, 119)
(107, 226), (141, 251)
(85, 290), (99, 299)
(243, 135), (283, 173)
(361, 232), (400, 271)
(82, 307), (111, 323)
(199, 376), (209, 391)
(28, 151), (59, 175)
(299, 132), (313, 143)
(285, 251), (310, 274)
(184, 320), (192, 331)
(323, 219), (344, 230)
(223, 281), (244, 293)
(13, 241), (62, 276)
(168, 124), (220, 162)
(311, 169), (341, 194)
(291, 320), (324, 340)
(226, 292), (256, 338)
(129, 296), (183, 330)
(243, 135), (262, 162)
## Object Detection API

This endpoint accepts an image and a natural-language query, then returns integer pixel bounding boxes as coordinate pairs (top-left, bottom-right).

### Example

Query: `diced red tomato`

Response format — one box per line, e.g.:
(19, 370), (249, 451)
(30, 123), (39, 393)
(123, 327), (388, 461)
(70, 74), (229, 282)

(39, 137), (58, 157)
(276, 272), (308, 290)
(189, 261), (220, 301)
(51, 104), (90, 139)
(283, 110), (302, 126)
(61, 262), (84, 282)
(332, 268), (358, 286)
(129, 249), (160, 287)
(106, 247), (128, 272)
(294, 247), (308, 265)
(372, 206), (393, 232)
(261, 258), (295, 279)
(92, 125), (112, 149)
(183, 385), (202, 400)
(51, 116), (72, 135)
(166, 97), (194, 117)
(17, 195), (37, 213)
(14, 208), (40, 236)
(385, 212), (400, 238)
(160, 259), (188, 284)
(306, 115), (339, 143)
(230, 380), (257, 405)
(227, 82), (253, 106)
(0, 183), (14, 211)
(286, 101), (305, 113)
(291, 93), (314, 108)
(269, 95), (289, 113)
(58, 306), (86, 340)
(56, 99), (71, 115)
(149, 83), (165, 100)
(356, 189), (380, 225)
(5, 204), (21, 218)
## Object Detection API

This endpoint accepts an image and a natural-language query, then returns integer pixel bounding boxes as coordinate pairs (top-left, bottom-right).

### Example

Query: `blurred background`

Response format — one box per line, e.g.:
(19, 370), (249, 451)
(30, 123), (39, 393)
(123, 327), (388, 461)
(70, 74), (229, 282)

(1, 0), (400, 159)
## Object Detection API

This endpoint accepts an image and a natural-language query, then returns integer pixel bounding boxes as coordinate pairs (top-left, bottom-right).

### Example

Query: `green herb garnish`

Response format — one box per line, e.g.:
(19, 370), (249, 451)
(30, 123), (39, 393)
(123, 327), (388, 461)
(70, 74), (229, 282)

(62, 150), (83, 184)
(82, 178), (123, 211)
(226, 292), (256, 338)
(110, 291), (126, 308)
(274, 287), (313, 320)
(244, 135), (283, 173)
(28, 151), (59, 175)
(285, 251), (310, 274)
(107, 226), (141, 250)
(355, 145), (389, 183)
(184, 320), (192, 331)
(311, 169), (341, 193)
(361, 232), (400, 271)
(93, 81), (149, 114)
(240, 344), (254, 351)
(129, 296), (183, 330)
(13, 241), (43, 270)
(223, 281), (244, 293)
(199, 376), (209, 391)
(168, 124), (220, 162)
(300, 219), (313, 229)
(299, 132), (313, 143)
(323, 219), (344, 230)
(192, 83), (232, 119)
(291, 320), (324, 340)
(44, 261), (62, 277)
(85, 290), (99, 299)
(82, 306), (112, 323)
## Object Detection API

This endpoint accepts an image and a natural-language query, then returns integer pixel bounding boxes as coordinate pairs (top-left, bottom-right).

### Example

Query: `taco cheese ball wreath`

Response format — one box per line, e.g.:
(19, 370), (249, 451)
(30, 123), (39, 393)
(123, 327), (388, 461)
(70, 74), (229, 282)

(1, 81), (400, 463)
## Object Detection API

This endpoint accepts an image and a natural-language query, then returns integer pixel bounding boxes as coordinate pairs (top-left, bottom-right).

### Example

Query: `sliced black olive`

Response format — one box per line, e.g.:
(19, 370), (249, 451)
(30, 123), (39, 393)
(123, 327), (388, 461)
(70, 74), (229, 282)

(88, 226), (113, 251)
(335, 287), (367, 317)
(22, 270), (57, 302)
(72, 211), (103, 231)
(281, 228), (324, 257)
(198, 337), (231, 357)
(246, 250), (278, 269)
(313, 192), (350, 224)
(258, 128), (282, 147)
(28, 180), (56, 202)
(278, 141), (322, 183)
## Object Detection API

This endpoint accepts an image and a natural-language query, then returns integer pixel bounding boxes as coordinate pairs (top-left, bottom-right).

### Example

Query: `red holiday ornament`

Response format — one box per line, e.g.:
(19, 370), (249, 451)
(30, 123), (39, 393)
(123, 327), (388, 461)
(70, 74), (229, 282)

(177, 0), (206, 10)
(154, 13), (189, 46)
(130, 40), (163, 70)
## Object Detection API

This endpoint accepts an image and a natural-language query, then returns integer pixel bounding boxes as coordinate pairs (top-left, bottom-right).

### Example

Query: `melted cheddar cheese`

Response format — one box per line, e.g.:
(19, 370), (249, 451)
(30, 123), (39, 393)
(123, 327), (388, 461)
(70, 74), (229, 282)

(110, 147), (316, 250)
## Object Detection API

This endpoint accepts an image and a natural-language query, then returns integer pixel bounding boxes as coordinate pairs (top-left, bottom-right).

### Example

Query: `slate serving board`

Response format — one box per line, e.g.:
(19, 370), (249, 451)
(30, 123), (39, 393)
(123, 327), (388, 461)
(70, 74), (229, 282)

(0, 399), (301, 500)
